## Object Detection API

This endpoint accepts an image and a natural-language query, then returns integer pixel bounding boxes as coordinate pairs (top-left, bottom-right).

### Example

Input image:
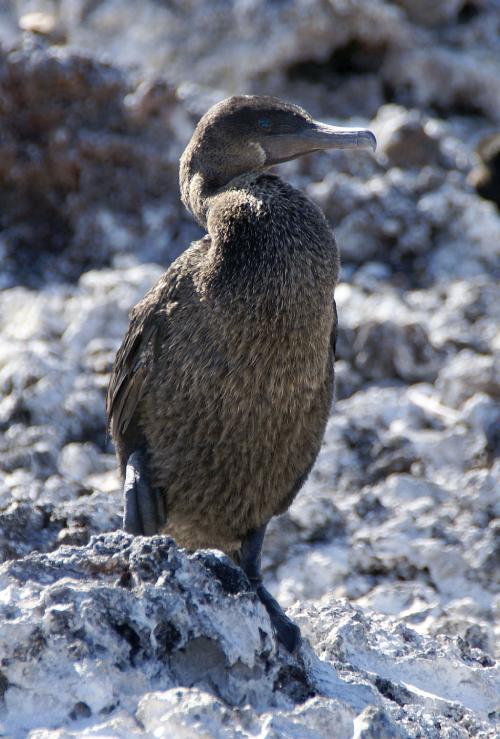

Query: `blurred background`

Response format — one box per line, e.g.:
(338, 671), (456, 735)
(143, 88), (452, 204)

(0, 0), (499, 657)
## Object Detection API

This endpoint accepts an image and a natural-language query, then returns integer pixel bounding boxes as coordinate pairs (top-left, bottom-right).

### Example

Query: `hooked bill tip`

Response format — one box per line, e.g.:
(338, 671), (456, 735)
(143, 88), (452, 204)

(358, 130), (377, 152)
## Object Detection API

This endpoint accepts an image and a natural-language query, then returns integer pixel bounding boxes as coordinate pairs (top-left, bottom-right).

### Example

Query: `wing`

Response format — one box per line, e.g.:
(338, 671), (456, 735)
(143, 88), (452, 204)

(106, 236), (212, 444)
(106, 298), (162, 442)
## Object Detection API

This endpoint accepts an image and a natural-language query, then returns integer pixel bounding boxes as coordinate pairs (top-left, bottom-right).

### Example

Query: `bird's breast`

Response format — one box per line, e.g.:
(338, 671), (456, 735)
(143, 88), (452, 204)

(142, 288), (335, 551)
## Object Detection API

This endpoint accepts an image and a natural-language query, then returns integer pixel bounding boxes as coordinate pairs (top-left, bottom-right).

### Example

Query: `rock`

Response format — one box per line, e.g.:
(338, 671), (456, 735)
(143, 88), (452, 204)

(1, 534), (499, 738)
(392, 0), (462, 27)
(436, 350), (500, 408)
(19, 12), (67, 45)
(6, 0), (497, 127)
(352, 261), (392, 291)
(288, 494), (346, 543)
(461, 393), (500, 436)
(0, 501), (65, 563)
(352, 320), (443, 383)
(469, 132), (500, 210)
(57, 442), (107, 481)
(353, 705), (405, 738)
(334, 359), (364, 400)
(0, 44), (190, 287)
(472, 520), (500, 591)
(425, 190), (500, 283)
(384, 33), (500, 124)
(427, 278), (499, 354)
(42, 0), (410, 92)
(0, 534), (278, 736)
(292, 597), (500, 735)
(373, 105), (443, 168)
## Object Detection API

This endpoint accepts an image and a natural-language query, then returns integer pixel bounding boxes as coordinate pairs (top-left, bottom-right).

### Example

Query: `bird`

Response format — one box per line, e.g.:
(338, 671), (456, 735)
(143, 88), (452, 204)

(106, 95), (376, 651)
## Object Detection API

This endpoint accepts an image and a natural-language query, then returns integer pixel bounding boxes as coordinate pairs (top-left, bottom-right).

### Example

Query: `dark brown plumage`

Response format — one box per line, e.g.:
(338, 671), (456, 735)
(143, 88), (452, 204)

(107, 95), (375, 649)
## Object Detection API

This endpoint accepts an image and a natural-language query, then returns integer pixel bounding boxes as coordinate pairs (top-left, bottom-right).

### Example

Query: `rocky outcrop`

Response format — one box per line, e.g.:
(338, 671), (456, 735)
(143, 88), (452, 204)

(0, 44), (194, 287)
(9, 1), (499, 125)
(0, 533), (498, 738)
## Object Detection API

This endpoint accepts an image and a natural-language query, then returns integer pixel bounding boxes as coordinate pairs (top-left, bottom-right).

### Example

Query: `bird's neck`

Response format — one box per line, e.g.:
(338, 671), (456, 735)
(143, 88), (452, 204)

(180, 142), (266, 228)
(196, 174), (339, 314)
(180, 169), (215, 228)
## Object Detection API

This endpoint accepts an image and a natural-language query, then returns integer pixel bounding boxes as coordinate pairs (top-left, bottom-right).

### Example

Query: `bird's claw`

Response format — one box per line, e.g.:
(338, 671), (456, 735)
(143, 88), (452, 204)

(123, 451), (162, 536)
(255, 583), (302, 653)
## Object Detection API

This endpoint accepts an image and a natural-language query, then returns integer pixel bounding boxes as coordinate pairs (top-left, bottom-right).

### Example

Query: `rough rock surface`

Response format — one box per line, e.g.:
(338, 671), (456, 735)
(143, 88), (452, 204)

(0, 2), (499, 737)
(0, 43), (196, 288)
(0, 533), (498, 738)
(9, 0), (500, 124)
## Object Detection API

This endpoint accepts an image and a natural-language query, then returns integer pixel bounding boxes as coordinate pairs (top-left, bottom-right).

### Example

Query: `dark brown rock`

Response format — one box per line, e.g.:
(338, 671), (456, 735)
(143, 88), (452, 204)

(0, 44), (185, 287)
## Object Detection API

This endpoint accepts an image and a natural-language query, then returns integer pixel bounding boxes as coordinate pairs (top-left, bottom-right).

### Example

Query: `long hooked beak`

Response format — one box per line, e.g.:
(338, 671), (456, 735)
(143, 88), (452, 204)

(304, 121), (377, 152)
(264, 120), (377, 166)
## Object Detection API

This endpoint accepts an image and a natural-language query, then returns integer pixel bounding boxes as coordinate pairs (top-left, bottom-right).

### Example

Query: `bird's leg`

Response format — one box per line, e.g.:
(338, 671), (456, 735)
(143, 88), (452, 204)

(123, 451), (164, 536)
(239, 524), (301, 652)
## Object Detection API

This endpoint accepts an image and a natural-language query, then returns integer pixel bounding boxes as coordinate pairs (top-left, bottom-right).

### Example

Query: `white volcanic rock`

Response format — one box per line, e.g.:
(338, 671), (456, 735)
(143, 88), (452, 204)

(15, 0), (498, 127)
(0, 534), (279, 737)
(266, 371), (500, 670)
(372, 105), (444, 168)
(0, 263), (162, 478)
(136, 690), (357, 739)
(392, 0), (463, 26)
(385, 42), (500, 123)
(436, 350), (500, 409)
(0, 533), (498, 738)
(52, 0), (408, 91)
(426, 191), (500, 283)
(292, 597), (500, 732)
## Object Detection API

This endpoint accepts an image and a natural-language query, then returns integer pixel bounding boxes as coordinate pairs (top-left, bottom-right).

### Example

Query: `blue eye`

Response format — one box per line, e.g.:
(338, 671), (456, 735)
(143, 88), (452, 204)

(258, 118), (272, 129)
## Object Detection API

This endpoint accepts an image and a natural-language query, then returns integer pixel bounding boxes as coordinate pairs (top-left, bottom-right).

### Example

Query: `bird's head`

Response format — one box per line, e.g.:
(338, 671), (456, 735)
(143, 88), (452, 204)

(180, 95), (376, 225)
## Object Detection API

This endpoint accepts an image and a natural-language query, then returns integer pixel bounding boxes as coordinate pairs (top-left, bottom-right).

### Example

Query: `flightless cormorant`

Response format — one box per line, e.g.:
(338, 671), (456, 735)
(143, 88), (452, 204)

(107, 96), (376, 651)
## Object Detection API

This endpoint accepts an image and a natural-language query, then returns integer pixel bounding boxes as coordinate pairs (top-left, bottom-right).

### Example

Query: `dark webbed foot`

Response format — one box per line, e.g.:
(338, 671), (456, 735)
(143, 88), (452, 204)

(239, 525), (301, 653)
(123, 451), (164, 536)
(254, 583), (301, 652)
